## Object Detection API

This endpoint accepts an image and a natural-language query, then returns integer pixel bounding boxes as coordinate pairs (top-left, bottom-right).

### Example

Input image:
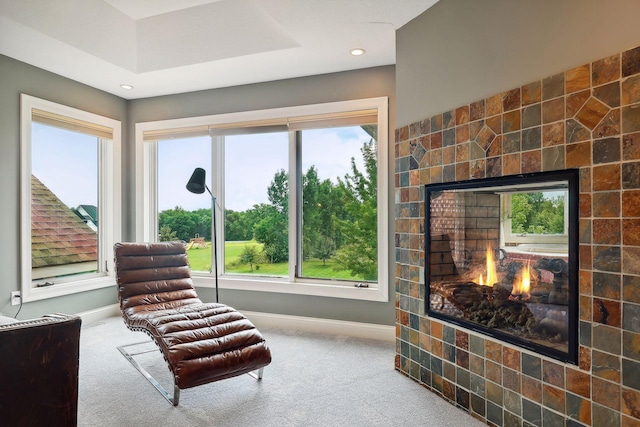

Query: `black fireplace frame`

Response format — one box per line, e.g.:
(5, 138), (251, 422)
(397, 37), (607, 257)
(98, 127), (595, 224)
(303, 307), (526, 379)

(424, 169), (579, 364)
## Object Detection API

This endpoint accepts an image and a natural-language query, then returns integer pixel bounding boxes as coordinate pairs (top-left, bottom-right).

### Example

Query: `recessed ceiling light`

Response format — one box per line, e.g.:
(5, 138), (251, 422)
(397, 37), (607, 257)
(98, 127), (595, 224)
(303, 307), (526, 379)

(120, 84), (134, 90)
(350, 48), (366, 56)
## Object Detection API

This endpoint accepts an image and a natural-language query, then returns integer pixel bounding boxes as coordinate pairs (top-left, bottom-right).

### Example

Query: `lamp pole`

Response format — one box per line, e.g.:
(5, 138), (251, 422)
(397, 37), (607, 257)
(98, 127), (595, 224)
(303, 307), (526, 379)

(205, 187), (219, 303)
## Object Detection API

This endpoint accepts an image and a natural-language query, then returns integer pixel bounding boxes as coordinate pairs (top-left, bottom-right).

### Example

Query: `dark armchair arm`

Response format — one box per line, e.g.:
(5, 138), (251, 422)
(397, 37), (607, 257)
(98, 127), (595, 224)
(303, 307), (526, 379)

(0, 313), (82, 427)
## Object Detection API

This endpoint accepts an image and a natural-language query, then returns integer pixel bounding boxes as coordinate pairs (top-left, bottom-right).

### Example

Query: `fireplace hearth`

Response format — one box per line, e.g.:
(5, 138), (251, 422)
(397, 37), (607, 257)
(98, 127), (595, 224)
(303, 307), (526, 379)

(425, 170), (579, 363)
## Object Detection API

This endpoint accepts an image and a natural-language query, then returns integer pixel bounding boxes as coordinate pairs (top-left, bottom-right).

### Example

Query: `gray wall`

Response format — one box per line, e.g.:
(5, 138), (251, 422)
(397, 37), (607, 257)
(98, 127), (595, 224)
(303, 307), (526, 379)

(127, 66), (397, 325)
(0, 54), (126, 318)
(397, 0), (640, 127)
(0, 55), (396, 325)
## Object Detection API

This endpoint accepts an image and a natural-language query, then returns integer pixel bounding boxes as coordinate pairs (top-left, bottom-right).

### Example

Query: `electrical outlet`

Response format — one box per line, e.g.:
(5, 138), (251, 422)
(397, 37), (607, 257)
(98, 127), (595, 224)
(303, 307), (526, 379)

(10, 291), (21, 306)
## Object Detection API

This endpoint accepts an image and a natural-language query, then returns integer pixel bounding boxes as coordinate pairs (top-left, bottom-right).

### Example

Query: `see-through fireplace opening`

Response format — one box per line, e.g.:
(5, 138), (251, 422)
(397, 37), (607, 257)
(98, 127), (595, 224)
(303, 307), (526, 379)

(425, 169), (579, 364)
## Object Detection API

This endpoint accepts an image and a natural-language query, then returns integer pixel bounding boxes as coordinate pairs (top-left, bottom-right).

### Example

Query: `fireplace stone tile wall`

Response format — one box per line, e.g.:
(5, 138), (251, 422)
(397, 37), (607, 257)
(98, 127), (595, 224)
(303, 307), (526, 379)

(395, 45), (640, 426)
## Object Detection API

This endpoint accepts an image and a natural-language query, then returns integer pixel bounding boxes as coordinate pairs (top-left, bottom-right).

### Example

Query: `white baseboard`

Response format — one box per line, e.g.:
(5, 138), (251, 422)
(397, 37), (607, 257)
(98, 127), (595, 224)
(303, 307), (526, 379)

(78, 305), (395, 342)
(77, 304), (120, 324)
(243, 311), (395, 342)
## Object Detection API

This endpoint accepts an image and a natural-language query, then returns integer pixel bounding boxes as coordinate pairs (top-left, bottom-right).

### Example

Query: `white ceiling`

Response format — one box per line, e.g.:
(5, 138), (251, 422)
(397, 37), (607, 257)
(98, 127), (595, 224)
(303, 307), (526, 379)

(0, 0), (438, 99)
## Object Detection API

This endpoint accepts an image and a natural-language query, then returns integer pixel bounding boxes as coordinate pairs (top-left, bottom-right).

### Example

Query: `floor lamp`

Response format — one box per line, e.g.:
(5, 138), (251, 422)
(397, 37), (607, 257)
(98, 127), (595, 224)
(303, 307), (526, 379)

(186, 167), (219, 303)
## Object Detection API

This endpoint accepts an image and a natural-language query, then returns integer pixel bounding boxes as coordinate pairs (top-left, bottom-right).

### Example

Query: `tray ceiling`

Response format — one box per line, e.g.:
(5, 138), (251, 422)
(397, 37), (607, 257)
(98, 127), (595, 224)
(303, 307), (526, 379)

(0, 0), (438, 99)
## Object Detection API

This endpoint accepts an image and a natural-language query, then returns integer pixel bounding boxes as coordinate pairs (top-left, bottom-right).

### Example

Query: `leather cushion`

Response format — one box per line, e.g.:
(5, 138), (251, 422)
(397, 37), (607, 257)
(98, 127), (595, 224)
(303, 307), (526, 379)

(128, 303), (271, 389)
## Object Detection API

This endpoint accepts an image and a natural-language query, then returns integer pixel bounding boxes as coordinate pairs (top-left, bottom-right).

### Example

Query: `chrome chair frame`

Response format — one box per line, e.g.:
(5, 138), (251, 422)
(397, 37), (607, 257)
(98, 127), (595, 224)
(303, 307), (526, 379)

(117, 341), (264, 406)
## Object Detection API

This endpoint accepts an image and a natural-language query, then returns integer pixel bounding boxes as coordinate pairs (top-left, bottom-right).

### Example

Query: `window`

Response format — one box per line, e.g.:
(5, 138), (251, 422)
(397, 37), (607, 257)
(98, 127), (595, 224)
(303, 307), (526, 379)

(298, 126), (378, 282)
(20, 94), (121, 302)
(157, 136), (213, 272)
(500, 189), (569, 247)
(137, 97), (388, 302)
(223, 131), (290, 277)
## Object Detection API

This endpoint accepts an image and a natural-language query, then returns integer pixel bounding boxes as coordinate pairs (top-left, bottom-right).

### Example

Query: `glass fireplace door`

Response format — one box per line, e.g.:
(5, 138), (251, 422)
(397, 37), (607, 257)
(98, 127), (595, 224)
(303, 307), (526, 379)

(425, 169), (579, 363)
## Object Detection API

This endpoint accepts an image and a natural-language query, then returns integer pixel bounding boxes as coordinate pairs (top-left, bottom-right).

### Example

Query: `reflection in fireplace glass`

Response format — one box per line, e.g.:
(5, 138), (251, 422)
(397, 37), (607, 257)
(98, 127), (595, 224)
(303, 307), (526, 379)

(425, 170), (578, 363)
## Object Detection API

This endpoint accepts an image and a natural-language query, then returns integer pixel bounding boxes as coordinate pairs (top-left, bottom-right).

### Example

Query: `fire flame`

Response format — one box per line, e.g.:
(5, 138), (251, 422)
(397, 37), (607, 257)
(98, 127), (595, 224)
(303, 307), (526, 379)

(512, 262), (531, 297)
(478, 245), (498, 287)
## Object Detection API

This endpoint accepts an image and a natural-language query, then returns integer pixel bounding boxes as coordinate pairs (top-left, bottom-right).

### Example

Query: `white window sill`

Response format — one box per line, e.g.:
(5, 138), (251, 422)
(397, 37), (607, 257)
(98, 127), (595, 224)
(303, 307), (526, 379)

(192, 275), (389, 302)
(22, 275), (115, 303)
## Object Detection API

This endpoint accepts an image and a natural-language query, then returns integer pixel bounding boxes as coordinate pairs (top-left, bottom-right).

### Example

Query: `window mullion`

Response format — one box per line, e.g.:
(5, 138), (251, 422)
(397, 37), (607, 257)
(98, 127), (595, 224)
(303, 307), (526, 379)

(98, 137), (108, 272)
(288, 130), (300, 280)
(146, 141), (158, 242)
(213, 135), (224, 277)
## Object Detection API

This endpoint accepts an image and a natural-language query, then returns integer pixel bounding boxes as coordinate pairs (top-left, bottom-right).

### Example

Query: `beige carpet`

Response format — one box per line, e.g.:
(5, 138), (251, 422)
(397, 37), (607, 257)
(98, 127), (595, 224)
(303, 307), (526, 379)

(77, 316), (485, 427)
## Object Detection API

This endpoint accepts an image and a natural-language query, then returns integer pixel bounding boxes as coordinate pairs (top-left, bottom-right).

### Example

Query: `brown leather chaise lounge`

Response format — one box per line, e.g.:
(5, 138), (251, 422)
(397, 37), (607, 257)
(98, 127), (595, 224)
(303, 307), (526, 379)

(113, 241), (271, 406)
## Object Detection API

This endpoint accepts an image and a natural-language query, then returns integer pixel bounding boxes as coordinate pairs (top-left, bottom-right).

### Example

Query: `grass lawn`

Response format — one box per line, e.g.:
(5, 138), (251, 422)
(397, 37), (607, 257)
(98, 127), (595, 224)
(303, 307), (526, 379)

(187, 240), (365, 280)
(186, 246), (212, 272)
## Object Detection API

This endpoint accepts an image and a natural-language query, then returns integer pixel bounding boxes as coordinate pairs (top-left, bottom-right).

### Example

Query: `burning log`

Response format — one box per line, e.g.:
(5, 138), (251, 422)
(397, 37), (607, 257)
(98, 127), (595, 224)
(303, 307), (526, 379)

(429, 248), (571, 346)
(430, 281), (491, 312)
(430, 280), (536, 330)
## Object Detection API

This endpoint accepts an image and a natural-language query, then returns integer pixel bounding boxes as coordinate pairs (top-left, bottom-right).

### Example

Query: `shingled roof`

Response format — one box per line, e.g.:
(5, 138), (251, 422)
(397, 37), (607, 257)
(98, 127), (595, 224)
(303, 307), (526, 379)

(31, 175), (97, 269)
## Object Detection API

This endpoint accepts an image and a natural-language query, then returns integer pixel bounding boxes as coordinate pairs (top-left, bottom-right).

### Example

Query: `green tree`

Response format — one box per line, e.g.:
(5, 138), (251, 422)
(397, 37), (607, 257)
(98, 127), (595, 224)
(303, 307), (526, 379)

(225, 209), (254, 241)
(254, 207), (288, 262)
(158, 207), (212, 242)
(192, 208), (212, 240)
(239, 244), (261, 271)
(267, 169), (288, 213)
(253, 170), (289, 262)
(302, 166), (322, 258)
(159, 225), (178, 241)
(158, 207), (198, 241)
(302, 166), (345, 260)
(313, 235), (336, 265)
(510, 195), (531, 234)
(333, 140), (378, 280)
(511, 193), (564, 234)
(263, 244), (277, 264)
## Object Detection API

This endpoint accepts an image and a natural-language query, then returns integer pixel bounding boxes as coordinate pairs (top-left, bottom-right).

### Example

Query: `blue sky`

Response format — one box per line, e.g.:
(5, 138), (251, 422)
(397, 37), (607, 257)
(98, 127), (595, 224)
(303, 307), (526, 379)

(158, 126), (370, 212)
(32, 123), (98, 208)
(32, 123), (372, 213)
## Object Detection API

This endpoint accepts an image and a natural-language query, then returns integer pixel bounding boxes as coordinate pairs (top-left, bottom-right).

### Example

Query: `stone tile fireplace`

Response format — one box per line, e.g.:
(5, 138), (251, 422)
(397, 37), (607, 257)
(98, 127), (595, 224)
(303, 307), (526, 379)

(395, 45), (640, 426)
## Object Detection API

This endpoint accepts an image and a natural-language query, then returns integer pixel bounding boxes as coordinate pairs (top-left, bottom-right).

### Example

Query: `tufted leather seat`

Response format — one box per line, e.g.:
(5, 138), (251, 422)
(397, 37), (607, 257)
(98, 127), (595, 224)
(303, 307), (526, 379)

(114, 241), (271, 404)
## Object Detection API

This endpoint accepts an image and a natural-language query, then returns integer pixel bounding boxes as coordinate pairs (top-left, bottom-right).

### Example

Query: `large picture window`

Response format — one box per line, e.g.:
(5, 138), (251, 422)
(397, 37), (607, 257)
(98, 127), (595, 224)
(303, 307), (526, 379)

(20, 94), (121, 302)
(136, 97), (388, 301)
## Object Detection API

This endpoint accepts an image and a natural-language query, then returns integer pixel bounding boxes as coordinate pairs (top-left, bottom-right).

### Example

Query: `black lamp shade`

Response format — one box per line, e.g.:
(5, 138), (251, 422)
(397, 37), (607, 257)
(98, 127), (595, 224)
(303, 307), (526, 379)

(186, 168), (206, 194)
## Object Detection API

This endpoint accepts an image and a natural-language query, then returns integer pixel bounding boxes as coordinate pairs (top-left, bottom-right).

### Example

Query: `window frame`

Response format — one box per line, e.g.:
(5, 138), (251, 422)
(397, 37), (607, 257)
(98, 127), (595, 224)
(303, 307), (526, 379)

(20, 94), (122, 302)
(136, 97), (389, 302)
(500, 191), (569, 246)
